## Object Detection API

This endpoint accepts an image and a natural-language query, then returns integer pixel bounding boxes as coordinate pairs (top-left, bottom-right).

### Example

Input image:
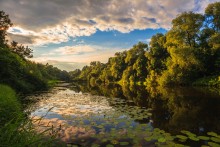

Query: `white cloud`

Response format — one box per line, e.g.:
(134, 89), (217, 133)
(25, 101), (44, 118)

(54, 45), (97, 55)
(1, 0), (216, 46)
(31, 45), (127, 70)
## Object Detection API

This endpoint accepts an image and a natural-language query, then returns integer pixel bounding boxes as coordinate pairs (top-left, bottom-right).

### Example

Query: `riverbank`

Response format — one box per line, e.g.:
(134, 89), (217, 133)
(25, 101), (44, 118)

(0, 84), (50, 146)
(0, 81), (67, 146)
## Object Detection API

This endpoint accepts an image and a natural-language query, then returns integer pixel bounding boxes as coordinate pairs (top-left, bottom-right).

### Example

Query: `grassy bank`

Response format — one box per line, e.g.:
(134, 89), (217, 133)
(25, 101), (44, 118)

(0, 85), (22, 125)
(0, 84), (59, 146)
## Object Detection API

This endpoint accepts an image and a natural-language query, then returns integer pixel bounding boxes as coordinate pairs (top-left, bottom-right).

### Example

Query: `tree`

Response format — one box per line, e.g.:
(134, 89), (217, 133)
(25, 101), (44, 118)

(10, 41), (33, 58)
(0, 11), (12, 47)
(159, 12), (205, 86)
(109, 51), (127, 81)
(125, 42), (148, 65)
(205, 2), (220, 32)
(166, 12), (204, 48)
(145, 33), (168, 85)
(146, 33), (168, 72)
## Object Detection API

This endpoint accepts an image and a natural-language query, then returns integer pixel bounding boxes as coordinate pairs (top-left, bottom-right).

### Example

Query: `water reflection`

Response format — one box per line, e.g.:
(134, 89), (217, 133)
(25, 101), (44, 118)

(28, 83), (220, 146)
(71, 83), (220, 135)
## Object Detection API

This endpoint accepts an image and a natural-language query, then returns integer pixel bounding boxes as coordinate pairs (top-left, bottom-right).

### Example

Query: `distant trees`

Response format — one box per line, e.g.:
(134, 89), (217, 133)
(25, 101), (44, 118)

(72, 2), (220, 87)
(0, 11), (71, 93)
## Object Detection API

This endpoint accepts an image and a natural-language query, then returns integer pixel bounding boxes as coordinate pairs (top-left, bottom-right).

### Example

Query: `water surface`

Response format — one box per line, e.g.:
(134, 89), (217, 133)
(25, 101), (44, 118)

(28, 83), (220, 146)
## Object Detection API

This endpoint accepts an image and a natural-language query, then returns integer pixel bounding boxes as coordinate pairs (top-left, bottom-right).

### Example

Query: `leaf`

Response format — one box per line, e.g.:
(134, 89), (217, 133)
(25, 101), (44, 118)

(208, 132), (218, 137)
(158, 137), (166, 143)
(101, 138), (108, 142)
(111, 140), (119, 145)
(106, 144), (114, 147)
(91, 144), (100, 147)
(189, 136), (199, 141)
(198, 136), (210, 141)
(208, 142), (220, 147)
(144, 137), (153, 142)
(211, 137), (220, 143)
(181, 130), (196, 137)
(176, 135), (188, 140)
(119, 142), (129, 146)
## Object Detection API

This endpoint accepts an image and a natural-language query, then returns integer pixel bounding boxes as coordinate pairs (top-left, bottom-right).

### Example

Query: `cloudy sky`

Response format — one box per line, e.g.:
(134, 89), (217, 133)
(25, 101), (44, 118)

(0, 0), (219, 71)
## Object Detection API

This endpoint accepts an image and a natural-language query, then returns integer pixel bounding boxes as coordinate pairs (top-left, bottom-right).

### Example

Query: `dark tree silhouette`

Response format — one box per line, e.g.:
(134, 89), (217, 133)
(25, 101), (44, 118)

(0, 11), (12, 47)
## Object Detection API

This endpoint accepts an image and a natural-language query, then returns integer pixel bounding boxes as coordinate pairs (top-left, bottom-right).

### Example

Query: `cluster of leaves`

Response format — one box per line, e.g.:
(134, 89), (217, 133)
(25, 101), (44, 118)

(72, 2), (220, 86)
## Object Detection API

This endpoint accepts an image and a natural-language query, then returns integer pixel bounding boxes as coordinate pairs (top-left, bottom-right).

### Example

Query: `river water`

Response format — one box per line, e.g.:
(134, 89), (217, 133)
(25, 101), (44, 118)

(27, 83), (220, 146)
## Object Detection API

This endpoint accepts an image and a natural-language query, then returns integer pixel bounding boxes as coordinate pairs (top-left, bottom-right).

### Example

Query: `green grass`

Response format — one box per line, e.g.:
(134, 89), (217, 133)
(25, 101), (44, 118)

(0, 84), (22, 124)
(0, 84), (61, 146)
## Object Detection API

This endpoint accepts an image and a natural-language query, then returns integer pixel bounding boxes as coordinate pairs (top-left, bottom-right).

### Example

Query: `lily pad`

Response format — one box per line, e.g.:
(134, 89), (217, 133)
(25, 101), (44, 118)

(208, 142), (220, 147)
(91, 144), (100, 147)
(198, 136), (210, 141)
(158, 137), (166, 143)
(119, 142), (129, 146)
(106, 144), (114, 147)
(211, 137), (220, 143)
(176, 135), (188, 140)
(208, 132), (218, 137)
(189, 136), (199, 141)
(111, 140), (119, 144)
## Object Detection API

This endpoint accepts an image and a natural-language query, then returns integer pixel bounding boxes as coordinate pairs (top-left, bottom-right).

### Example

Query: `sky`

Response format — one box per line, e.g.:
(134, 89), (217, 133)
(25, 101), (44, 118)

(0, 0), (219, 71)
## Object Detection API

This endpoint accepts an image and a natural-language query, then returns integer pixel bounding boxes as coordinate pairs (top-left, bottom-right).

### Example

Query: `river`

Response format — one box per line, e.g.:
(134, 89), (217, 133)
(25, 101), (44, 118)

(27, 83), (220, 147)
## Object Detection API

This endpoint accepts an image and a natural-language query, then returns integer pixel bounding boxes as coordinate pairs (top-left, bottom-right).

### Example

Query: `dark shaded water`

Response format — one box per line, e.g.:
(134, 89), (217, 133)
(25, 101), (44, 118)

(28, 83), (220, 146)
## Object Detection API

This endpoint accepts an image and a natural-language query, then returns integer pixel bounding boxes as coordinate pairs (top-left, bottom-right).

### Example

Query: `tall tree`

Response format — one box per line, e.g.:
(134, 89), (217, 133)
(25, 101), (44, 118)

(166, 12), (204, 48)
(205, 2), (220, 32)
(0, 11), (12, 47)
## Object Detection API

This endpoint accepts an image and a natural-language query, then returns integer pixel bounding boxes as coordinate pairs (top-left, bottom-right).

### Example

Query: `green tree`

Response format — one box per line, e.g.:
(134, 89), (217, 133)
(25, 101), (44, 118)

(159, 12), (204, 85)
(109, 51), (127, 81)
(166, 12), (204, 48)
(145, 33), (168, 85)
(10, 41), (33, 58)
(0, 11), (12, 47)
(205, 2), (220, 32)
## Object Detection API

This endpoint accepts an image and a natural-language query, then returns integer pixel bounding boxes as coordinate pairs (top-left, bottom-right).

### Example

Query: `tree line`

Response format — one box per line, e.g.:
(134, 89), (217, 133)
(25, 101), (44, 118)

(71, 2), (220, 87)
(0, 11), (70, 94)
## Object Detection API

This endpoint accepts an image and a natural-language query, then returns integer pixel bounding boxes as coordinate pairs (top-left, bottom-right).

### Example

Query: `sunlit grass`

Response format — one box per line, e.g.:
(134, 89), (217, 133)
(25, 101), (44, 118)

(0, 84), (61, 146)
(0, 84), (21, 124)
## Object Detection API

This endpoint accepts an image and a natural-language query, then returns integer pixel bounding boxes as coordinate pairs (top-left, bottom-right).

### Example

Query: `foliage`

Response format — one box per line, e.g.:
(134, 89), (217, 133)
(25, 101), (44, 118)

(0, 11), (71, 146)
(0, 84), (62, 146)
(0, 47), (70, 93)
(0, 10), (12, 47)
(73, 2), (220, 87)
(193, 75), (220, 87)
(0, 117), (60, 147)
(0, 11), (71, 94)
(0, 84), (22, 125)
(10, 41), (33, 58)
